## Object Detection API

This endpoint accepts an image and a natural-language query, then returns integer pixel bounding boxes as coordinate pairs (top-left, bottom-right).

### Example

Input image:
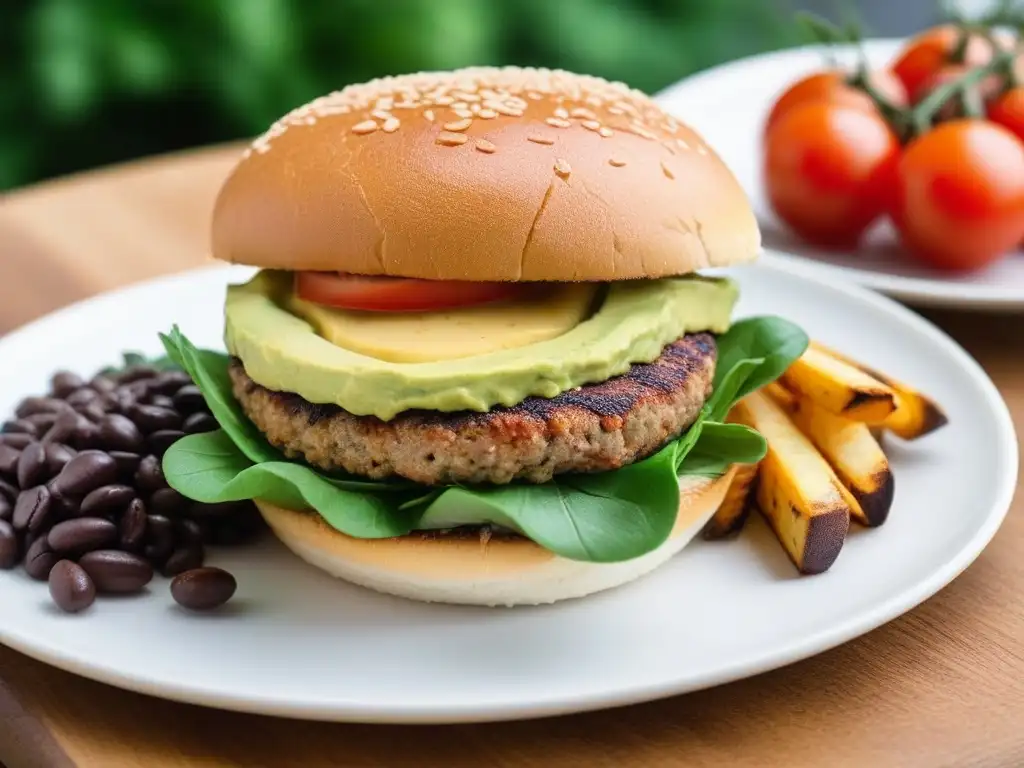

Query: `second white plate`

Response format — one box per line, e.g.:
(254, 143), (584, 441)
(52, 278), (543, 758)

(656, 39), (1024, 310)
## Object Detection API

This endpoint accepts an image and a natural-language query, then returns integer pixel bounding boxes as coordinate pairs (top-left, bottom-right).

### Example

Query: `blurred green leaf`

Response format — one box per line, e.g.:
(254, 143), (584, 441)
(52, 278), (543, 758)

(3, 0), (801, 191)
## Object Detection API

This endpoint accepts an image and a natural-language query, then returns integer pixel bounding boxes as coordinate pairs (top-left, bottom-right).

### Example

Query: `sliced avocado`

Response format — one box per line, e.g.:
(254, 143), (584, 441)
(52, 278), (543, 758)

(224, 270), (738, 421)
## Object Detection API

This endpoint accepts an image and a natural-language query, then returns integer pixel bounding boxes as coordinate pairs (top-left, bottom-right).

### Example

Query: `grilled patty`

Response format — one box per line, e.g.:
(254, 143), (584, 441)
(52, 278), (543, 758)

(229, 333), (716, 485)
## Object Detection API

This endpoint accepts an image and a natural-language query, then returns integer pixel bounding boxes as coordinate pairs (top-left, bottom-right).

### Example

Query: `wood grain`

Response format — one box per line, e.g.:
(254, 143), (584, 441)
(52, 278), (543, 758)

(0, 145), (1021, 768)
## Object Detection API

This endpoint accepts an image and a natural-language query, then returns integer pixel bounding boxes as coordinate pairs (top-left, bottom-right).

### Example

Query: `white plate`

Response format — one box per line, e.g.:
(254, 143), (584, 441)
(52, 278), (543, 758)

(0, 262), (1015, 723)
(656, 40), (1024, 310)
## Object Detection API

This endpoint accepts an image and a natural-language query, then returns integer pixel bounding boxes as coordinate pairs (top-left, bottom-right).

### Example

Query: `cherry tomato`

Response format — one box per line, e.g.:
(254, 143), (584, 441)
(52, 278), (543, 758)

(764, 69), (907, 135)
(989, 87), (1024, 142)
(764, 103), (901, 248)
(892, 120), (1024, 271)
(295, 272), (522, 312)
(892, 25), (1015, 102)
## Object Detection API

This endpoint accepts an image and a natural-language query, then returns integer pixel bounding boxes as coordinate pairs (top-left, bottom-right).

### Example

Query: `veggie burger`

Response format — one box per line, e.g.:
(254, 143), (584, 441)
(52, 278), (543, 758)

(161, 67), (807, 606)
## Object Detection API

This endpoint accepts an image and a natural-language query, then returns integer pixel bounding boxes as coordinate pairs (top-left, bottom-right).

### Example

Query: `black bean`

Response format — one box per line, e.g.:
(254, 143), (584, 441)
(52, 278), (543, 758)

(51, 450), (119, 497)
(144, 514), (176, 565)
(147, 395), (176, 410)
(0, 520), (18, 569)
(65, 388), (99, 408)
(2, 419), (37, 437)
(78, 550), (153, 593)
(0, 444), (20, 478)
(24, 536), (58, 580)
(116, 364), (159, 384)
(146, 430), (185, 457)
(171, 567), (236, 611)
(50, 372), (86, 399)
(150, 370), (192, 395)
(161, 543), (204, 577)
(49, 560), (96, 613)
(28, 409), (60, 430)
(119, 498), (147, 550)
(182, 412), (217, 434)
(70, 421), (101, 450)
(12, 486), (52, 533)
(128, 404), (182, 434)
(48, 517), (119, 555)
(172, 385), (206, 414)
(0, 479), (16, 504)
(48, 486), (81, 520)
(175, 518), (205, 547)
(98, 414), (145, 453)
(0, 433), (34, 449)
(42, 409), (87, 445)
(89, 375), (117, 394)
(109, 451), (142, 480)
(78, 402), (109, 423)
(16, 442), (49, 488)
(135, 455), (166, 493)
(80, 484), (135, 516)
(148, 487), (186, 518)
(125, 380), (151, 401)
(0, 496), (10, 522)
(44, 442), (76, 476)
(101, 389), (135, 414)
(16, 397), (67, 418)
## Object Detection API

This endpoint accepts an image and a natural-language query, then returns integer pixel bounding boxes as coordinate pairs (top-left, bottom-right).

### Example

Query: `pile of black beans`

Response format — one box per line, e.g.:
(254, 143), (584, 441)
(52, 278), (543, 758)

(0, 364), (260, 613)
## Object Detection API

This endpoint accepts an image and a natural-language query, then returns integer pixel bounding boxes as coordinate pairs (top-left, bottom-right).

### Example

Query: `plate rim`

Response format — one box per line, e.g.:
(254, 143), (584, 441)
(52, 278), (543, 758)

(0, 262), (1017, 724)
(655, 39), (1024, 311)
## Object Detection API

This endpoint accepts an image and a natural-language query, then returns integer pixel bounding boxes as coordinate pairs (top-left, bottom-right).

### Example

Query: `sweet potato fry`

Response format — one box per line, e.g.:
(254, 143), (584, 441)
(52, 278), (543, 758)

(780, 347), (897, 424)
(703, 461), (759, 540)
(762, 381), (797, 410)
(730, 392), (851, 574)
(810, 342), (948, 440)
(785, 397), (894, 527)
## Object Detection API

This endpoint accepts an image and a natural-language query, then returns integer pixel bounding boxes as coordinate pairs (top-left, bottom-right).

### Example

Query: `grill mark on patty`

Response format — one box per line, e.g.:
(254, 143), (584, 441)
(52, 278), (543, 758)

(239, 332), (716, 427)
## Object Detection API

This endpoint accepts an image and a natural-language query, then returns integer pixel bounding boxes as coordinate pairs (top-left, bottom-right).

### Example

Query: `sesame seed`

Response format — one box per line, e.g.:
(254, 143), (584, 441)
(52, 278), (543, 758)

(546, 117), (571, 128)
(608, 158), (626, 167)
(453, 108), (474, 119)
(554, 158), (571, 177)
(382, 117), (400, 133)
(696, 145), (708, 155)
(351, 120), (378, 135)
(424, 110), (435, 122)
(436, 132), (468, 146)
(245, 66), (678, 156)
(661, 161), (675, 179)
(528, 135), (555, 145)
(598, 127), (613, 137)
(582, 120), (600, 131)
(676, 138), (690, 150)
(476, 139), (496, 153)
(443, 118), (473, 132)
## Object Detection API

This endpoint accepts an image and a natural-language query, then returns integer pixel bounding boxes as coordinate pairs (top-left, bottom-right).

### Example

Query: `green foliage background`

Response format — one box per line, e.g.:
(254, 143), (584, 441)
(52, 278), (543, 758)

(1, 0), (801, 191)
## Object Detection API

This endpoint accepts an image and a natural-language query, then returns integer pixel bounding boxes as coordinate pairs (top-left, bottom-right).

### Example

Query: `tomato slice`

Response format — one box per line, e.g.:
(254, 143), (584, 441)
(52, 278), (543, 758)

(295, 272), (522, 312)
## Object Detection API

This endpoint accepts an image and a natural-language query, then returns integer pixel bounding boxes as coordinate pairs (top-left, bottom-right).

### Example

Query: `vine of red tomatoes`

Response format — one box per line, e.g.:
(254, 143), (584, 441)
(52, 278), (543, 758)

(763, 13), (1024, 272)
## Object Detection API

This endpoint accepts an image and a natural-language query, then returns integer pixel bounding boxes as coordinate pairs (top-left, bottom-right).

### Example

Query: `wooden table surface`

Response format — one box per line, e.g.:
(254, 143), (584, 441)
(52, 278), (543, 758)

(0, 145), (1022, 768)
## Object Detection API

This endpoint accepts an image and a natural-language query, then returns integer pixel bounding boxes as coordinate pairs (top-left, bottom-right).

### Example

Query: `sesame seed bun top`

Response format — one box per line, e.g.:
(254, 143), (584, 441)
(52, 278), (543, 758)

(211, 67), (760, 282)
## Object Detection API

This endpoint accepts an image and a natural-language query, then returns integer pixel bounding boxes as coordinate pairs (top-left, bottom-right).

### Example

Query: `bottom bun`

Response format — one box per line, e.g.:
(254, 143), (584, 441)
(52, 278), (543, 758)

(256, 469), (735, 607)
